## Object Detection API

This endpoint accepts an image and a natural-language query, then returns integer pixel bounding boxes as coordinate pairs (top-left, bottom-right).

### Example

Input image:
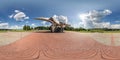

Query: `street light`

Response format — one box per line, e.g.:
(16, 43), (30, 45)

(17, 20), (23, 39)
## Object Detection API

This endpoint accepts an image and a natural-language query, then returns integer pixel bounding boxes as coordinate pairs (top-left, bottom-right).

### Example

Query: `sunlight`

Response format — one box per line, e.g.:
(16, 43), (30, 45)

(79, 14), (87, 20)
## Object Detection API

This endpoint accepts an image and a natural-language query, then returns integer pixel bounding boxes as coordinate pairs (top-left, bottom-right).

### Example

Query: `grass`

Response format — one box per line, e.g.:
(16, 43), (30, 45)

(78, 31), (120, 33)
(0, 30), (34, 33)
(66, 30), (120, 33)
(0, 29), (120, 33)
(102, 31), (120, 33)
(0, 31), (7, 33)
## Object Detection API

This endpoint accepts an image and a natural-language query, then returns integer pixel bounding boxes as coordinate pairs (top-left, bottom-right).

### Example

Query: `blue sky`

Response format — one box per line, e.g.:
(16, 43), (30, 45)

(0, 0), (120, 29)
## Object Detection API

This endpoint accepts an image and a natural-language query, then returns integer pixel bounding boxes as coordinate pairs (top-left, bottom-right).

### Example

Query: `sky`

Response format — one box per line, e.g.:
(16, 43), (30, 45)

(0, 0), (120, 29)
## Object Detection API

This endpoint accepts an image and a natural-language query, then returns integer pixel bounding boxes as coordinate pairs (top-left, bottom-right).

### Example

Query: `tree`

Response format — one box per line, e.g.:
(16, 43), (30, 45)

(34, 26), (49, 30)
(23, 25), (31, 30)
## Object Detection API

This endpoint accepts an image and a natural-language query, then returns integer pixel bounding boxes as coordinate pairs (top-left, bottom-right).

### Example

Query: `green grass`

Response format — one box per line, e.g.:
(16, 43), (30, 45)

(10, 30), (35, 32)
(0, 30), (35, 33)
(102, 31), (120, 33)
(66, 30), (120, 33)
(78, 31), (120, 33)
(0, 31), (7, 33)
(1, 29), (120, 33)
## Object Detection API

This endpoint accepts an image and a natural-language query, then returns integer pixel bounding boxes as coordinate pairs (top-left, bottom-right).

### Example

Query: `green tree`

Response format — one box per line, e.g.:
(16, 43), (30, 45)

(34, 26), (49, 30)
(23, 25), (31, 30)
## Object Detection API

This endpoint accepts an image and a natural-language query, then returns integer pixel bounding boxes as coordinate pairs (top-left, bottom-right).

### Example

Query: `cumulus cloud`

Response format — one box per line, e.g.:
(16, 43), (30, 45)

(93, 22), (110, 28)
(79, 9), (112, 29)
(31, 23), (37, 28)
(0, 23), (9, 29)
(52, 15), (68, 24)
(24, 17), (29, 19)
(41, 21), (51, 27)
(110, 24), (120, 29)
(31, 23), (36, 26)
(41, 21), (47, 25)
(9, 14), (14, 18)
(9, 25), (23, 29)
(9, 10), (29, 21)
(15, 10), (20, 13)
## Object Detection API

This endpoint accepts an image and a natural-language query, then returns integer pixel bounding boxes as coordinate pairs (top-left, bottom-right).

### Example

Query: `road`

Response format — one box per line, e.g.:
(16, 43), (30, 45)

(0, 31), (120, 60)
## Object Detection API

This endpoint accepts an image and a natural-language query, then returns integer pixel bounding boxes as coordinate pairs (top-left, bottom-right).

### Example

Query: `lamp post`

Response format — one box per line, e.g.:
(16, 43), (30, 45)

(110, 20), (114, 46)
(17, 20), (23, 39)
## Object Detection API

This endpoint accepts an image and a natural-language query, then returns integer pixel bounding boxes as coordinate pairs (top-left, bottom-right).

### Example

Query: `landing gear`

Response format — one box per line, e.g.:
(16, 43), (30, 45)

(50, 26), (55, 33)
(50, 25), (64, 33)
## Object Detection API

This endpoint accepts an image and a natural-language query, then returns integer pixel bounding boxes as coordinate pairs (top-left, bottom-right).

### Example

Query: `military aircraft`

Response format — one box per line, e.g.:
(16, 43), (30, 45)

(35, 17), (70, 33)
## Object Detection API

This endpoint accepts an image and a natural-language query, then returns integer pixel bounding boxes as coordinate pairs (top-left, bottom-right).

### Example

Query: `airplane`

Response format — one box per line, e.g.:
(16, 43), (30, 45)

(35, 17), (70, 33)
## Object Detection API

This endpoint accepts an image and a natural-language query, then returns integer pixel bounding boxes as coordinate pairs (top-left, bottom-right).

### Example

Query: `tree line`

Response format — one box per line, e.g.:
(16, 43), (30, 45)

(23, 25), (49, 30)
(64, 26), (120, 32)
(22, 25), (120, 32)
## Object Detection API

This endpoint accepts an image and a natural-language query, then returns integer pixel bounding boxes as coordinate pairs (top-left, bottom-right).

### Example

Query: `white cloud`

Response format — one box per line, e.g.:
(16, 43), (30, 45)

(0, 23), (9, 29)
(24, 17), (29, 19)
(31, 23), (37, 27)
(93, 22), (110, 28)
(9, 10), (29, 21)
(110, 24), (120, 29)
(9, 25), (23, 29)
(15, 10), (20, 13)
(31, 23), (37, 28)
(31, 23), (35, 26)
(103, 9), (112, 15)
(41, 21), (47, 25)
(79, 9), (112, 29)
(52, 15), (60, 24)
(41, 21), (51, 27)
(9, 14), (14, 18)
(52, 15), (68, 24)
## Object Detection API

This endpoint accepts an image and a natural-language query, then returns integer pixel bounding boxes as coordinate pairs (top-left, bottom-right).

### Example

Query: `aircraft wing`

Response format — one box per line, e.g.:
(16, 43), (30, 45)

(35, 17), (52, 23)
(49, 17), (60, 25)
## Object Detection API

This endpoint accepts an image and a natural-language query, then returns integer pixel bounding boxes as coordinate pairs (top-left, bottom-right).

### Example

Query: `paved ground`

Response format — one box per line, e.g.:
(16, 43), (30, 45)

(91, 33), (120, 46)
(0, 31), (120, 60)
(0, 32), (31, 46)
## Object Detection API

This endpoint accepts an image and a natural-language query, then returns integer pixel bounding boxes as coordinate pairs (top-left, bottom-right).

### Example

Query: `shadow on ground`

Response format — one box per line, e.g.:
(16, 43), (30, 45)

(34, 30), (65, 33)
